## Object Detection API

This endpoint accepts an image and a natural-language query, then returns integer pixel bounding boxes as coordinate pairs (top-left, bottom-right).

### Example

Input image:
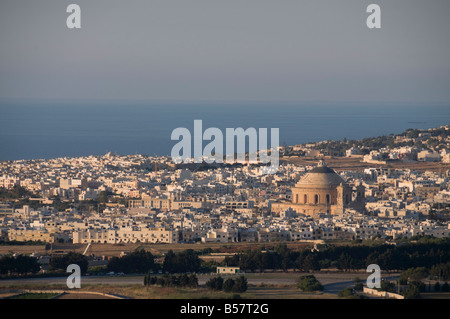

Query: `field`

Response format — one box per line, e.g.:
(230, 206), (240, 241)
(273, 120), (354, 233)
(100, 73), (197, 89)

(282, 155), (450, 172)
(0, 271), (398, 299)
(0, 241), (318, 258)
(2, 271), (450, 299)
(5, 292), (59, 299)
(0, 281), (336, 300)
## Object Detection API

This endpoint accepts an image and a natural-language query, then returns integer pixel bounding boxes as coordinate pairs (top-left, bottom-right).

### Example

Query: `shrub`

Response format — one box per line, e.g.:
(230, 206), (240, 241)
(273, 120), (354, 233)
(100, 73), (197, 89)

(434, 282), (441, 292)
(353, 277), (363, 291)
(338, 287), (355, 298)
(205, 276), (224, 290)
(297, 275), (323, 292)
(223, 278), (235, 292)
(232, 276), (248, 293)
(144, 273), (198, 288)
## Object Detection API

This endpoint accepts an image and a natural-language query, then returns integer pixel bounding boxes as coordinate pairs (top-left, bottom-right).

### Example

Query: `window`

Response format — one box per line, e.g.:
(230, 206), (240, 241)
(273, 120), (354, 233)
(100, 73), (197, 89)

(326, 194), (330, 204)
(304, 194), (308, 204)
(314, 194), (319, 204)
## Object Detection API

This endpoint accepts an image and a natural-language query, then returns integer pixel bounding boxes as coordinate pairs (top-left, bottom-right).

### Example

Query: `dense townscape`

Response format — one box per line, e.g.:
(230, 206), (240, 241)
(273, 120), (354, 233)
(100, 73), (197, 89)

(0, 126), (449, 246)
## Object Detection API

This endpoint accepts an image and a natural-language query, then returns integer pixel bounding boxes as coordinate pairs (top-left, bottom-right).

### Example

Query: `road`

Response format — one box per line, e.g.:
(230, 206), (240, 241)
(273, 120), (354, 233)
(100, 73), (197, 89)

(322, 275), (400, 294)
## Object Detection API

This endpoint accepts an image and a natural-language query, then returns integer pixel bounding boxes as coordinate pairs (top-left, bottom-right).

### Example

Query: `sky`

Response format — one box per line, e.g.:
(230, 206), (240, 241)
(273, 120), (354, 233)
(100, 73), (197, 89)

(0, 0), (450, 104)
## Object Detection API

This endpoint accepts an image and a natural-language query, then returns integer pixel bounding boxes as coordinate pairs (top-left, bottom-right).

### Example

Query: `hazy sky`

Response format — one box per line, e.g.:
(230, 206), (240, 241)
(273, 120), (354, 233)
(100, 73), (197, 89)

(1, 0), (449, 103)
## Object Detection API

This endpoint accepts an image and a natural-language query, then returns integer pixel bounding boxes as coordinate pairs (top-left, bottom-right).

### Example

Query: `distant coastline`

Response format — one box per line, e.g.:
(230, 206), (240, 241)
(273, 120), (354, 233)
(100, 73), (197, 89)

(0, 101), (449, 161)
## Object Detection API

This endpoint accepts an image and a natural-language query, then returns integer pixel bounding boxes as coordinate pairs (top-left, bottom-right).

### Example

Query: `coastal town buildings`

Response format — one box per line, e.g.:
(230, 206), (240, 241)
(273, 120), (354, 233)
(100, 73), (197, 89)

(0, 126), (449, 246)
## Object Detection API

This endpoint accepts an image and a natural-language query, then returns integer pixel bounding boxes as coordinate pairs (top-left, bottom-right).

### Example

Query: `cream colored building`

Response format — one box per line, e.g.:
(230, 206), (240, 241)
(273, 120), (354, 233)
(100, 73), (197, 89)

(8, 229), (55, 243)
(128, 196), (171, 211)
(128, 196), (211, 211)
(201, 228), (239, 243)
(72, 227), (178, 244)
(217, 266), (240, 274)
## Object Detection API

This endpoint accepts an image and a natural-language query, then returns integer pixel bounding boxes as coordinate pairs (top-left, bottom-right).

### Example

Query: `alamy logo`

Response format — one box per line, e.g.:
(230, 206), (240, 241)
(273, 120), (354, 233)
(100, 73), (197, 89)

(366, 264), (381, 288)
(66, 4), (81, 29)
(66, 264), (81, 289)
(171, 120), (279, 174)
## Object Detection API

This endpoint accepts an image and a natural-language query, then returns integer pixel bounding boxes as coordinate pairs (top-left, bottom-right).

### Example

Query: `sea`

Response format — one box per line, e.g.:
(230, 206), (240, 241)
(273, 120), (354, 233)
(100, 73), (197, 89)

(0, 99), (449, 161)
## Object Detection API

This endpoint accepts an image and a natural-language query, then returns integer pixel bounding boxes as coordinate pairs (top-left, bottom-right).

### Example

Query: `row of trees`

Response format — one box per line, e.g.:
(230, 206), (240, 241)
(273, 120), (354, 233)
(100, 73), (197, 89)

(0, 252), (90, 277)
(0, 254), (40, 275)
(0, 186), (33, 200)
(49, 252), (89, 274)
(107, 249), (205, 274)
(163, 250), (201, 273)
(107, 249), (156, 274)
(103, 240), (450, 276)
(43, 241), (450, 277)
(430, 262), (450, 281)
(224, 240), (450, 272)
(144, 273), (198, 288)
(205, 276), (248, 293)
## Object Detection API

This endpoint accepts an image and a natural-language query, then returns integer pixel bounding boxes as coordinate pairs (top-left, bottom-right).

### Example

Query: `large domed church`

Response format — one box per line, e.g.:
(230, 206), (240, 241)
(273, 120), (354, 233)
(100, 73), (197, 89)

(272, 161), (365, 217)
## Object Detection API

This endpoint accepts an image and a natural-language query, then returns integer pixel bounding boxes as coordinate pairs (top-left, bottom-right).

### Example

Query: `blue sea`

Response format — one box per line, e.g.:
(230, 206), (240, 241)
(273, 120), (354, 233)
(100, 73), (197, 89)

(0, 99), (449, 161)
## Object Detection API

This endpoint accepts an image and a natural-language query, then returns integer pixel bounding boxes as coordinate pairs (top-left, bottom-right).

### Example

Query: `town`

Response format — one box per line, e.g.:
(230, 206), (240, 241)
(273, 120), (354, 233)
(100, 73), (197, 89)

(0, 125), (449, 247)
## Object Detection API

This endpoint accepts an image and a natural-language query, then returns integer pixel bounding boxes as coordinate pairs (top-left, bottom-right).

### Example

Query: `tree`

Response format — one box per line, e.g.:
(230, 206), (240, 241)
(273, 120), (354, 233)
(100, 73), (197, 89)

(434, 282), (441, 292)
(96, 190), (112, 203)
(430, 262), (450, 281)
(179, 273), (189, 287)
(232, 276), (248, 293)
(163, 250), (176, 272)
(297, 275), (323, 292)
(107, 248), (156, 274)
(338, 287), (356, 298)
(301, 253), (321, 272)
(50, 252), (88, 274)
(0, 254), (40, 275)
(336, 252), (356, 271)
(404, 283), (421, 299)
(354, 277), (363, 291)
(223, 278), (235, 292)
(188, 274), (199, 288)
(237, 252), (257, 273)
(0, 185), (33, 200)
(144, 272), (149, 286)
(205, 276), (224, 290)
(380, 280), (396, 293)
(162, 249), (201, 273)
(400, 267), (429, 283)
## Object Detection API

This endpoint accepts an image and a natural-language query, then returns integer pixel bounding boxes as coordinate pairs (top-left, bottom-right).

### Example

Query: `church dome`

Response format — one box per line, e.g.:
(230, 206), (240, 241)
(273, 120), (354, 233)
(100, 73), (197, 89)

(295, 161), (346, 188)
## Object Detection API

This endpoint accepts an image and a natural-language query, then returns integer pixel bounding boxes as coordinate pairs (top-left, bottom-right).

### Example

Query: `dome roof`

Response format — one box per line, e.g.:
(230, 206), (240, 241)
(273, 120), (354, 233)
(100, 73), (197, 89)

(295, 161), (346, 188)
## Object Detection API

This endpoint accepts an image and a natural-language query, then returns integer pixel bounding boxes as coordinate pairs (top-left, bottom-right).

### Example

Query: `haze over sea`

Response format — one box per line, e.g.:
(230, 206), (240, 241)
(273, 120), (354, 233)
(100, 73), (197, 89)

(0, 100), (449, 161)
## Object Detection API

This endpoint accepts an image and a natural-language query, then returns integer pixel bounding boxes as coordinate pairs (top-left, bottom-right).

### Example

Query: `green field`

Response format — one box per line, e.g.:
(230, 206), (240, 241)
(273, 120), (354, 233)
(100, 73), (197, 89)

(6, 292), (59, 299)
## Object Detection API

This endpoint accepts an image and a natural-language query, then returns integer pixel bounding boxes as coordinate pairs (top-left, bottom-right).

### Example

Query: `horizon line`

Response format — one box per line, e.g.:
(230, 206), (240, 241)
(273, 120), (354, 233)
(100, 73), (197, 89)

(1, 97), (450, 106)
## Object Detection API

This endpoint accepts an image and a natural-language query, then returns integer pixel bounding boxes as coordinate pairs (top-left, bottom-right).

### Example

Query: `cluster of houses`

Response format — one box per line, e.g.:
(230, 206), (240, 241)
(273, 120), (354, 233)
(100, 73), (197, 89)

(0, 143), (449, 245)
